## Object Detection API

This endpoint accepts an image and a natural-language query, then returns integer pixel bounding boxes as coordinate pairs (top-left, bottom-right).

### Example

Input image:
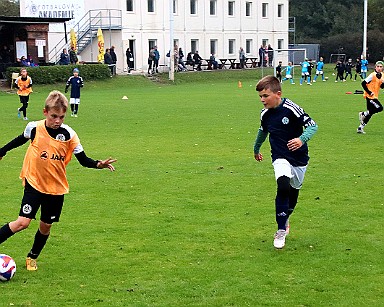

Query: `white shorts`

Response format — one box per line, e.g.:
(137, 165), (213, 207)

(316, 70), (323, 75)
(301, 72), (309, 77)
(70, 98), (80, 105)
(285, 74), (292, 79)
(272, 158), (307, 189)
(361, 68), (367, 72)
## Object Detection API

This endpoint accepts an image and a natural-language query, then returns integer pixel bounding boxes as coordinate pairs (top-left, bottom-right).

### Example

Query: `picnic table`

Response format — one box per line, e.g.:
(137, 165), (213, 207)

(182, 57), (259, 70)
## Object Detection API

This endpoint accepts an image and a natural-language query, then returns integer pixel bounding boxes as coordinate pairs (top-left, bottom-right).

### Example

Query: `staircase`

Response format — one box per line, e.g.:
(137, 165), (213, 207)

(48, 9), (122, 64)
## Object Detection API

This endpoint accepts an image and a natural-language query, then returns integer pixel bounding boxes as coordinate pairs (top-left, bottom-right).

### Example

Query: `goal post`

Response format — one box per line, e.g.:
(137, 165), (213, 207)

(272, 48), (307, 79)
(329, 53), (346, 63)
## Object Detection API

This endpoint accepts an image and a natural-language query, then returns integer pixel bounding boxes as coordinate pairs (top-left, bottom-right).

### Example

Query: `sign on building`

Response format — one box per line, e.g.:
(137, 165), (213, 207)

(20, 0), (85, 31)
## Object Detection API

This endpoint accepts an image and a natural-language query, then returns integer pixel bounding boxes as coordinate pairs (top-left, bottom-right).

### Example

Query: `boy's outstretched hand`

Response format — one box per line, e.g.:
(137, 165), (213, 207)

(97, 158), (117, 171)
(254, 153), (263, 162)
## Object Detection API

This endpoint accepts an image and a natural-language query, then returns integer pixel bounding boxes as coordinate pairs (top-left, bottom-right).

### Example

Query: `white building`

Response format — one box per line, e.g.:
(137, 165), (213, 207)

(20, 0), (289, 73)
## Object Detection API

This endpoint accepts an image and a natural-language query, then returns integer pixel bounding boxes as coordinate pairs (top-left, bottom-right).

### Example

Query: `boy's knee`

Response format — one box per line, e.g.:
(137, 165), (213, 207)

(39, 221), (52, 235)
(10, 217), (31, 232)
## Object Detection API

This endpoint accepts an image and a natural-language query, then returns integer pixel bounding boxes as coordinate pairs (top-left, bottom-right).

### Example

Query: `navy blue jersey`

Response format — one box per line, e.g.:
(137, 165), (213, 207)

(260, 98), (316, 166)
(66, 76), (84, 98)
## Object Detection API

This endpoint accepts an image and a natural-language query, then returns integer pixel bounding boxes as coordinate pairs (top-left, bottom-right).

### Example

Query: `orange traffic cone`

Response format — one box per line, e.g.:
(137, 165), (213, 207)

(238, 81), (242, 88)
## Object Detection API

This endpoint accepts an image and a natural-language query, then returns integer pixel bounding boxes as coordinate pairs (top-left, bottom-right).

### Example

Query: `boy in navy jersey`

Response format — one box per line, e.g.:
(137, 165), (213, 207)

(253, 76), (318, 249)
(65, 68), (84, 117)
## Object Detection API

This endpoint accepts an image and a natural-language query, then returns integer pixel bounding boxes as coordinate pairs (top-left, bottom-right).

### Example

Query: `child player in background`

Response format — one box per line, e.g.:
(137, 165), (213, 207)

(16, 68), (33, 121)
(357, 61), (384, 134)
(299, 58), (311, 85)
(65, 68), (84, 117)
(276, 61), (283, 82)
(313, 57), (325, 82)
(282, 62), (295, 84)
(361, 56), (368, 79)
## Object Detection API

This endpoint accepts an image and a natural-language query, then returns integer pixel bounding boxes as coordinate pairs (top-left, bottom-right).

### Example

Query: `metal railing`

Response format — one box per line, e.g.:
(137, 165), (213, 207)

(48, 9), (122, 64)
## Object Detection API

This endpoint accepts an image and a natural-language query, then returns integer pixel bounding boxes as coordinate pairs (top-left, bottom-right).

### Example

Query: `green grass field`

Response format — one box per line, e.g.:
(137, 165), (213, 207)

(0, 67), (383, 306)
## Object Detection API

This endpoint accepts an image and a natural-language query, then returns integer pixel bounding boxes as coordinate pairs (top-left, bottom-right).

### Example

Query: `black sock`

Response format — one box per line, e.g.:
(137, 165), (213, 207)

(275, 176), (290, 230)
(288, 188), (300, 216)
(27, 229), (49, 259)
(71, 104), (75, 112)
(75, 104), (79, 114)
(0, 223), (14, 244)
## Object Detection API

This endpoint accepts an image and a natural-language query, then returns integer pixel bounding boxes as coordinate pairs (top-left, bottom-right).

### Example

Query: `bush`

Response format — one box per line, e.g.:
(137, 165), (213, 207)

(5, 64), (111, 84)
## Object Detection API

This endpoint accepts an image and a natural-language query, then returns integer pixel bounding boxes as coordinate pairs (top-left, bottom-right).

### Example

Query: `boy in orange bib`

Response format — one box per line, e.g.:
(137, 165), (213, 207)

(357, 61), (384, 134)
(15, 67), (33, 120)
(0, 90), (117, 271)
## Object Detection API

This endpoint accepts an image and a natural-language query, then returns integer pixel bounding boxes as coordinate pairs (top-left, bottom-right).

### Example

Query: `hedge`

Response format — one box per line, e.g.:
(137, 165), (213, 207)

(6, 64), (111, 85)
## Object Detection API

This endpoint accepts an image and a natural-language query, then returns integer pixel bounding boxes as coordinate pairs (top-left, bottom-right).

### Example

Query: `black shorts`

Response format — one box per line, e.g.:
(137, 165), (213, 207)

(366, 97), (383, 115)
(19, 180), (64, 224)
(19, 95), (29, 104)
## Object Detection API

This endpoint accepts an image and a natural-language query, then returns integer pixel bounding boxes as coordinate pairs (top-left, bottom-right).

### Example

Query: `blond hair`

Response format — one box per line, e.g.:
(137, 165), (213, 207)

(45, 90), (68, 112)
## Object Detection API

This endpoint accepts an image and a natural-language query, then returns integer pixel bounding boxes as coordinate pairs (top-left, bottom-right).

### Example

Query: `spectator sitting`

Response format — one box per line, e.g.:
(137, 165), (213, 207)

(20, 56), (32, 67)
(27, 55), (38, 67)
(59, 48), (70, 65)
(193, 51), (202, 71)
(178, 48), (187, 70)
(209, 53), (218, 69)
(186, 52), (194, 68)
(20, 55), (39, 67)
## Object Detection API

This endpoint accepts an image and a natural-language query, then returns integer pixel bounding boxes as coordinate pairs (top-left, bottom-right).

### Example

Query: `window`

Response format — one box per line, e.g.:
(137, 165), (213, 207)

(191, 40), (198, 53)
(149, 40), (157, 51)
(262, 3), (268, 18)
(228, 39), (235, 54)
(126, 0), (133, 12)
(246, 39), (252, 54)
(190, 0), (197, 15)
(173, 0), (177, 14)
(262, 39), (268, 47)
(246, 2), (252, 17)
(210, 0), (217, 16)
(278, 39), (283, 50)
(210, 39), (217, 55)
(148, 0), (155, 13)
(278, 4), (283, 18)
(228, 1), (235, 16)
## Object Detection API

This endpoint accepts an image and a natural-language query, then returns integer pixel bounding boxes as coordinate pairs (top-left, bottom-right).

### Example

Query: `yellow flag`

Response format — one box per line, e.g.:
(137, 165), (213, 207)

(70, 28), (77, 52)
(97, 28), (104, 63)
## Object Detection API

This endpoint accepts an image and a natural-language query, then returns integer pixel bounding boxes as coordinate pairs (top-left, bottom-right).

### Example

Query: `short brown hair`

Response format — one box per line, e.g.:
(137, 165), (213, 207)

(256, 75), (282, 93)
(45, 90), (68, 112)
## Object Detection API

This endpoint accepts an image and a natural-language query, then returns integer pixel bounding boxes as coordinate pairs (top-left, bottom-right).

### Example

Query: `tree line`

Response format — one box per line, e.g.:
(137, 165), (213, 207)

(0, 0), (19, 16)
(290, 0), (384, 62)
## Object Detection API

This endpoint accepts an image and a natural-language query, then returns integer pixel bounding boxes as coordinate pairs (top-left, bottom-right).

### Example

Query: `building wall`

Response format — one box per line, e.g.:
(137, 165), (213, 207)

(117, 0), (289, 72)
(21, 0), (289, 73)
(24, 24), (49, 63)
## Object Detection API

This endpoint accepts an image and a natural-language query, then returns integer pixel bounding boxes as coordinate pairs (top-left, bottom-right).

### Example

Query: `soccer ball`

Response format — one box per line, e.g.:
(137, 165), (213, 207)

(325, 76), (329, 80)
(0, 254), (16, 281)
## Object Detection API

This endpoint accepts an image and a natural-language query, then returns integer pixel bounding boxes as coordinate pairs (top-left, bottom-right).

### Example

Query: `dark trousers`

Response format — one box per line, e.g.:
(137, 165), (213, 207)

(19, 95), (29, 117)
